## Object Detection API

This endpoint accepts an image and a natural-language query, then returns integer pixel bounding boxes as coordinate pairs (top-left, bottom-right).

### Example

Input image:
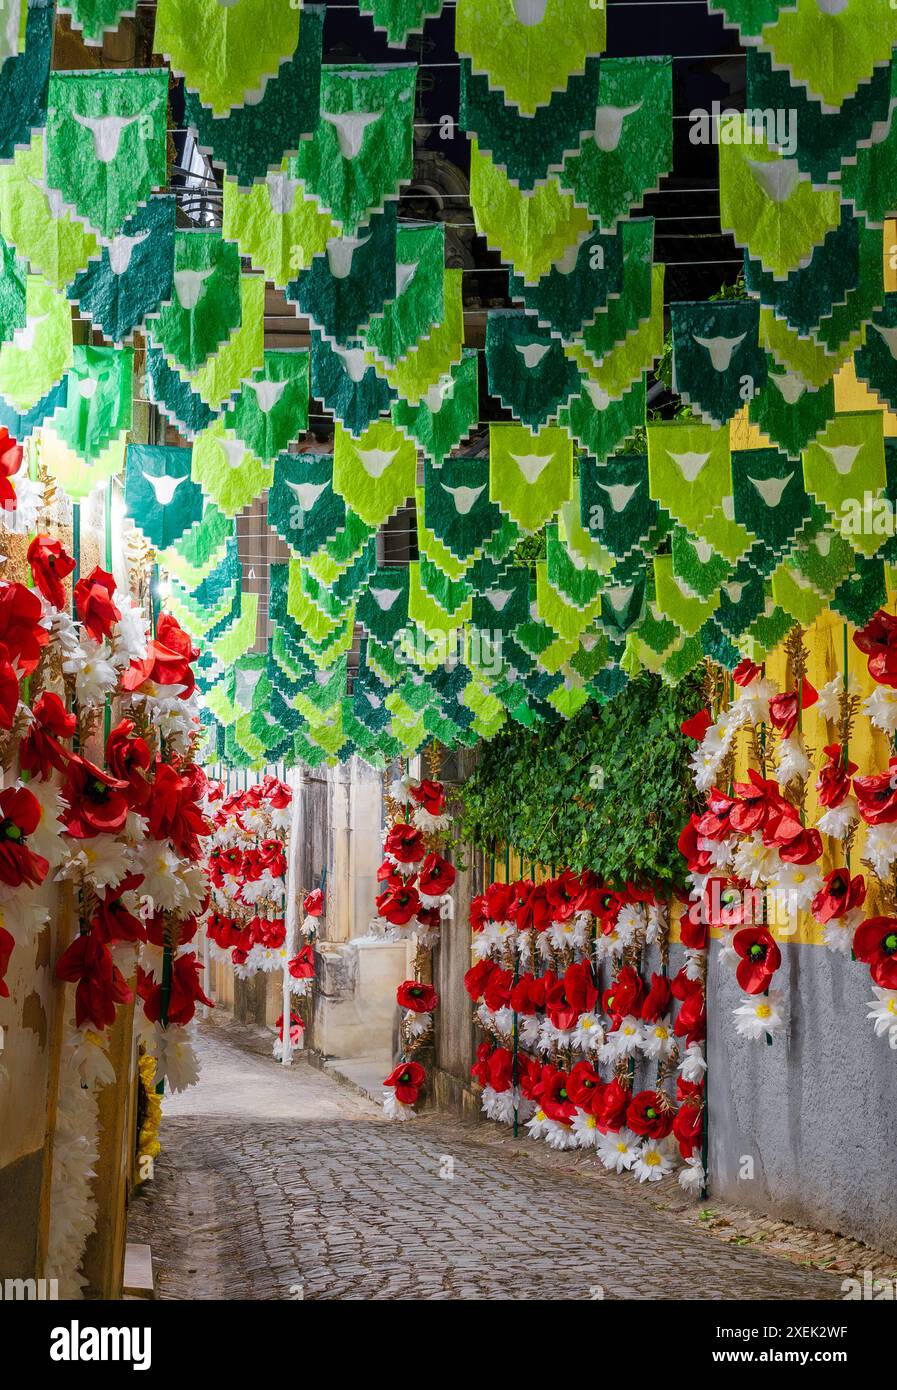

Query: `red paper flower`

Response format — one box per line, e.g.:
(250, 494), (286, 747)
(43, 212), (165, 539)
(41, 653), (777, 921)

(303, 888), (324, 918)
(567, 1058), (604, 1114)
(816, 744), (856, 810)
(733, 926), (781, 994)
(463, 958), (496, 1001)
(810, 868), (865, 924)
(0, 786), (50, 888)
(56, 931), (132, 1030)
(0, 427), (22, 510)
(730, 769), (788, 835)
(595, 1076), (631, 1133)
(409, 778), (446, 817)
(26, 534), (75, 610)
(91, 873), (146, 944)
(732, 658), (760, 686)
(74, 565), (120, 642)
(383, 1060), (425, 1104)
(61, 756), (130, 838)
(0, 581), (48, 676)
(146, 762), (210, 860)
(0, 923), (14, 997)
(286, 944), (315, 979)
(487, 1046), (513, 1093)
(626, 1089), (674, 1139)
(20, 691), (75, 777)
(417, 851), (456, 899)
(384, 820), (425, 866)
(673, 1098), (703, 1159)
(680, 707), (712, 741)
(140, 951), (212, 1026)
(0, 646), (18, 731)
(375, 882), (421, 926)
(769, 818), (822, 865)
(854, 610), (897, 687)
(397, 980), (438, 1012)
(121, 612), (198, 697)
(853, 762), (897, 825)
(602, 964), (645, 1021)
(484, 880), (516, 922)
(482, 966), (513, 1012)
(105, 719), (152, 808)
(641, 972), (673, 1023)
(853, 917), (897, 989)
(768, 680), (817, 738)
(509, 970), (546, 1015)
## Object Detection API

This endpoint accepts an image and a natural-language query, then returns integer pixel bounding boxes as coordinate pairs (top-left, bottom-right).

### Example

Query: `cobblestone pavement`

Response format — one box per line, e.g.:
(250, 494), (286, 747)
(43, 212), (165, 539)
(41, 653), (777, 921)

(128, 1016), (845, 1301)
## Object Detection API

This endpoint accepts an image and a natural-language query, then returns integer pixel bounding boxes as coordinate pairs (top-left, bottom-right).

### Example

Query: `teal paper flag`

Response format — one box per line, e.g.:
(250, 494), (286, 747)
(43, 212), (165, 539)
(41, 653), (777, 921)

(560, 375), (646, 464)
(67, 197), (175, 346)
(748, 362), (835, 458)
(357, 566), (410, 645)
(580, 451), (666, 561)
(422, 453), (504, 563)
(311, 330), (394, 437)
(731, 445), (813, 563)
(364, 223), (444, 367)
(125, 444), (204, 549)
(508, 226), (624, 341)
(0, 0), (52, 164)
(485, 310), (581, 428)
(287, 201), (398, 346)
(267, 453), (348, 560)
(145, 345), (218, 440)
(671, 299), (767, 428)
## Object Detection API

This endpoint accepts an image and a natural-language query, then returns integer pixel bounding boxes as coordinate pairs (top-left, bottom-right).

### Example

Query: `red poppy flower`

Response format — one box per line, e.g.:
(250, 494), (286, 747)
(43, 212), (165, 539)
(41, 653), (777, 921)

(732, 658), (761, 686)
(384, 820), (425, 866)
(26, 534), (75, 610)
(853, 917), (897, 989)
(265, 779), (292, 809)
(627, 1089), (674, 1139)
(680, 707), (712, 741)
(853, 763), (897, 825)
(680, 901), (709, 950)
(484, 880), (516, 922)
(207, 912), (241, 949)
(91, 873), (146, 944)
(105, 719), (152, 808)
(562, 959), (599, 1016)
(121, 612), (198, 698)
(383, 1060), (425, 1105)
(418, 851), (456, 899)
(74, 565), (120, 642)
(678, 815), (712, 874)
(146, 762), (210, 860)
(811, 868), (866, 924)
(768, 680), (817, 738)
(511, 877), (535, 924)
(733, 926), (781, 994)
(768, 818), (822, 865)
(487, 1046), (513, 1093)
(730, 769), (788, 835)
(518, 882), (553, 933)
(673, 1098), (704, 1159)
(595, 1076), (631, 1133)
(0, 581), (48, 676)
(544, 869), (583, 922)
(471, 1041), (493, 1087)
(672, 970), (706, 1045)
(509, 971), (546, 1015)
(853, 609), (897, 687)
(20, 691), (75, 778)
(642, 972), (673, 1023)
(0, 646), (18, 731)
(0, 923), (14, 997)
(56, 930), (132, 1031)
(482, 966), (513, 1012)
(0, 427), (22, 510)
(396, 979), (438, 1012)
(0, 786), (49, 888)
(696, 789), (736, 841)
(409, 778), (446, 817)
(567, 1059), (604, 1114)
(602, 964), (645, 1021)
(61, 756), (130, 838)
(140, 951), (212, 1026)
(375, 882), (421, 926)
(303, 888), (324, 918)
(463, 958), (496, 1001)
(816, 744), (856, 810)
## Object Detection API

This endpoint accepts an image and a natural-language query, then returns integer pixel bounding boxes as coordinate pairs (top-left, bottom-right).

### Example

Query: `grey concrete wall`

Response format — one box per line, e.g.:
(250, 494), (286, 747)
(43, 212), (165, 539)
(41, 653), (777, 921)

(708, 938), (897, 1256)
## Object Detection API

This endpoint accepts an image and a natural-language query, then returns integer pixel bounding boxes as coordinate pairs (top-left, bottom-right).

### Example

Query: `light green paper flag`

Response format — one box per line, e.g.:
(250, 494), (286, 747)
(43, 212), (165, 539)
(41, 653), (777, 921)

(150, 231), (242, 374)
(802, 412), (886, 558)
(454, 0), (605, 116)
(210, 592), (260, 667)
(332, 419), (417, 527)
(756, 0), (897, 110)
(559, 375), (646, 464)
(44, 343), (132, 463)
(647, 417), (737, 534)
(222, 165), (336, 290)
(0, 0), (27, 63)
(46, 68), (168, 241)
(154, 0), (301, 117)
(364, 223), (444, 367)
(761, 304), (861, 390)
(489, 423), (572, 532)
(224, 350), (309, 462)
(170, 273), (265, 411)
(568, 263), (665, 399)
(191, 419), (273, 518)
(0, 274), (73, 412)
(0, 133), (98, 290)
(392, 349), (478, 468)
(653, 554), (719, 638)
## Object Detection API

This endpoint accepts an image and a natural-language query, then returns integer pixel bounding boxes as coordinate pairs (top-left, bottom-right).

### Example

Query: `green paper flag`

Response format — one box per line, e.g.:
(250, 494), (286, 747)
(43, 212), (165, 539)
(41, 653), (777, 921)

(671, 525), (732, 602)
(357, 566), (410, 646)
(545, 525), (605, 610)
(332, 420), (416, 527)
(191, 419), (273, 518)
(802, 411), (886, 558)
(149, 231), (242, 374)
(748, 361), (836, 458)
(422, 453), (503, 562)
(714, 556), (767, 639)
(489, 423), (572, 532)
(854, 295), (897, 413)
(574, 218), (654, 372)
(559, 375), (645, 464)
(58, 2), (135, 45)
(41, 344), (132, 499)
(311, 330), (394, 438)
(707, 0), (794, 39)
(0, 133), (98, 289)
(294, 65), (417, 235)
(454, 0), (605, 116)
(184, 6), (324, 186)
(0, 376), (67, 442)
(581, 451), (664, 560)
(469, 140), (593, 286)
(839, 95), (897, 229)
(755, 0), (897, 110)
(0, 234), (25, 347)
(154, 0), (301, 118)
(67, 196), (175, 346)
(567, 263), (665, 400)
(486, 310), (580, 429)
(169, 273), (265, 412)
(653, 554), (719, 638)
(125, 443), (204, 550)
(392, 349), (478, 468)
(719, 114), (841, 281)
(0, 0), (52, 164)
(287, 200), (397, 346)
(761, 303), (861, 390)
(224, 350), (308, 462)
(832, 554), (887, 628)
(671, 300), (766, 428)
(731, 445), (813, 561)
(364, 223), (444, 367)
(46, 68), (168, 241)
(145, 345), (217, 440)
(560, 58), (673, 230)
(598, 575), (646, 638)
(359, 0), (443, 46)
(0, 274), (73, 412)
(646, 417), (754, 564)
(222, 164), (336, 290)
(268, 453), (347, 560)
(161, 503), (234, 589)
(743, 206), (873, 335)
(460, 56), (600, 190)
(374, 268), (464, 406)
(508, 225), (623, 342)
(471, 568), (530, 635)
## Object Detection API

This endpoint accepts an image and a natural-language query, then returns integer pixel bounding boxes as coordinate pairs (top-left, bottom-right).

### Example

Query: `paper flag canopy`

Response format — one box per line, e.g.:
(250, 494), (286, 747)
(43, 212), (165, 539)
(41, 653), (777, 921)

(154, 0), (301, 118)
(454, 0), (606, 116)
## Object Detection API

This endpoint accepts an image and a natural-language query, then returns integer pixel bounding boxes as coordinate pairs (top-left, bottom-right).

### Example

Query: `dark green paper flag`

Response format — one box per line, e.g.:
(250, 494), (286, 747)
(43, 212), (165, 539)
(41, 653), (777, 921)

(854, 295), (897, 413)
(0, 0), (52, 164)
(672, 299), (767, 429)
(149, 231), (242, 374)
(268, 453), (348, 560)
(311, 330), (394, 437)
(422, 453), (504, 563)
(67, 196), (175, 346)
(224, 351), (309, 462)
(286, 201), (398, 347)
(125, 443), (204, 549)
(485, 310), (581, 428)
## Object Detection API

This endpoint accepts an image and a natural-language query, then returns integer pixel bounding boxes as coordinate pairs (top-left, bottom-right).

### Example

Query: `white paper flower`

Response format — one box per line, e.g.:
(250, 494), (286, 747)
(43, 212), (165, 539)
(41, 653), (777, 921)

(640, 1016), (675, 1060)
(864, 685), (897, 735)
(678, 1155), (706, 1194)
(732, 833), (781, 887)
(572, 1011), (604, 1052)
(817, 797), (859, 841)
(679, 1041), (707, 1083)
(733, 990), (786, 1041)
(594, 928), (624, 963)
(615, 902), (646, 946)
(866, 986), (897, 1044)
(544, 1119), (577, 1151)
(2, 461), (43, 534)
(596, 1126), (640, 1172)
(382, 1090), (415, 1121)
(524, 1106), (551, 1141)
(572, 1108), (601, 1148)
(863, 822), (897, 880)
(632, 1138), (674, 1183)
(775, 736), (811, 787)
(63, 638), (118, 707)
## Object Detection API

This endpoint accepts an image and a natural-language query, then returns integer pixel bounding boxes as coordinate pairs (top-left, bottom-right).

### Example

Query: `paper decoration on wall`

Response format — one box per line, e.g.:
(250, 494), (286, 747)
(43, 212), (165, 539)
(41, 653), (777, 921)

(508, 226), (623, 341)
(422, 453), (504, 563)
(191, 419), (273, 518)
(748, 363), (835, 458)
(802, 412), (886, 558)
(750, 0), (897, 111)
(392, 348), (478, 468)
(854, 295), (897, 412)
(67, 196), (175, 346)
(0, 133), (98, 289)
(485, 310), (581, 428)
(0, 274), (73, 412)
(45, 68), (168, 241)
(580, 452), (666, 560)
(0, 0), (52, 163)
(469, 141), (593, 286)
(364, 223), (444, 366)
(41, 344), (133, 499)
(221, 163), (335, 290)
(718, 115), (842, 280)
(454, 0), (605, 115)
(294, 65), (417, 235)
(489, 423), (572, 532)
(374, 268), (464, 406)
(149, 231), (242, 374)
(145, 345), (217, 439)
(268, 452), (345, 558)
(184, 5), (324, 185)
(0, 235), (25, 346)
(731, 445), (813, 562)
(460, 56), (600, 189)
(358, 0), (442, 45)
(332, 420), (416, 527)
(559, 375), (645, 464)
(170, 273), (264, 412)
(287, 201), (397, 346)
(58, 1), (136, 45)
(224, 350), (308, 461)
(559, 57), (673, 230)
(671, 300), (767, 428)
(125, 444), (204, 549)
(154, 0), (301, 117)
(310, 330), (394, 437)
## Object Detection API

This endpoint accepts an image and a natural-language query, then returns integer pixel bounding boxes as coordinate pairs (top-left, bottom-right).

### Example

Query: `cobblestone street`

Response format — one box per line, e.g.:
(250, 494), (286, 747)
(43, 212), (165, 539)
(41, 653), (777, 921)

(128, 1017), (845, 1301)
